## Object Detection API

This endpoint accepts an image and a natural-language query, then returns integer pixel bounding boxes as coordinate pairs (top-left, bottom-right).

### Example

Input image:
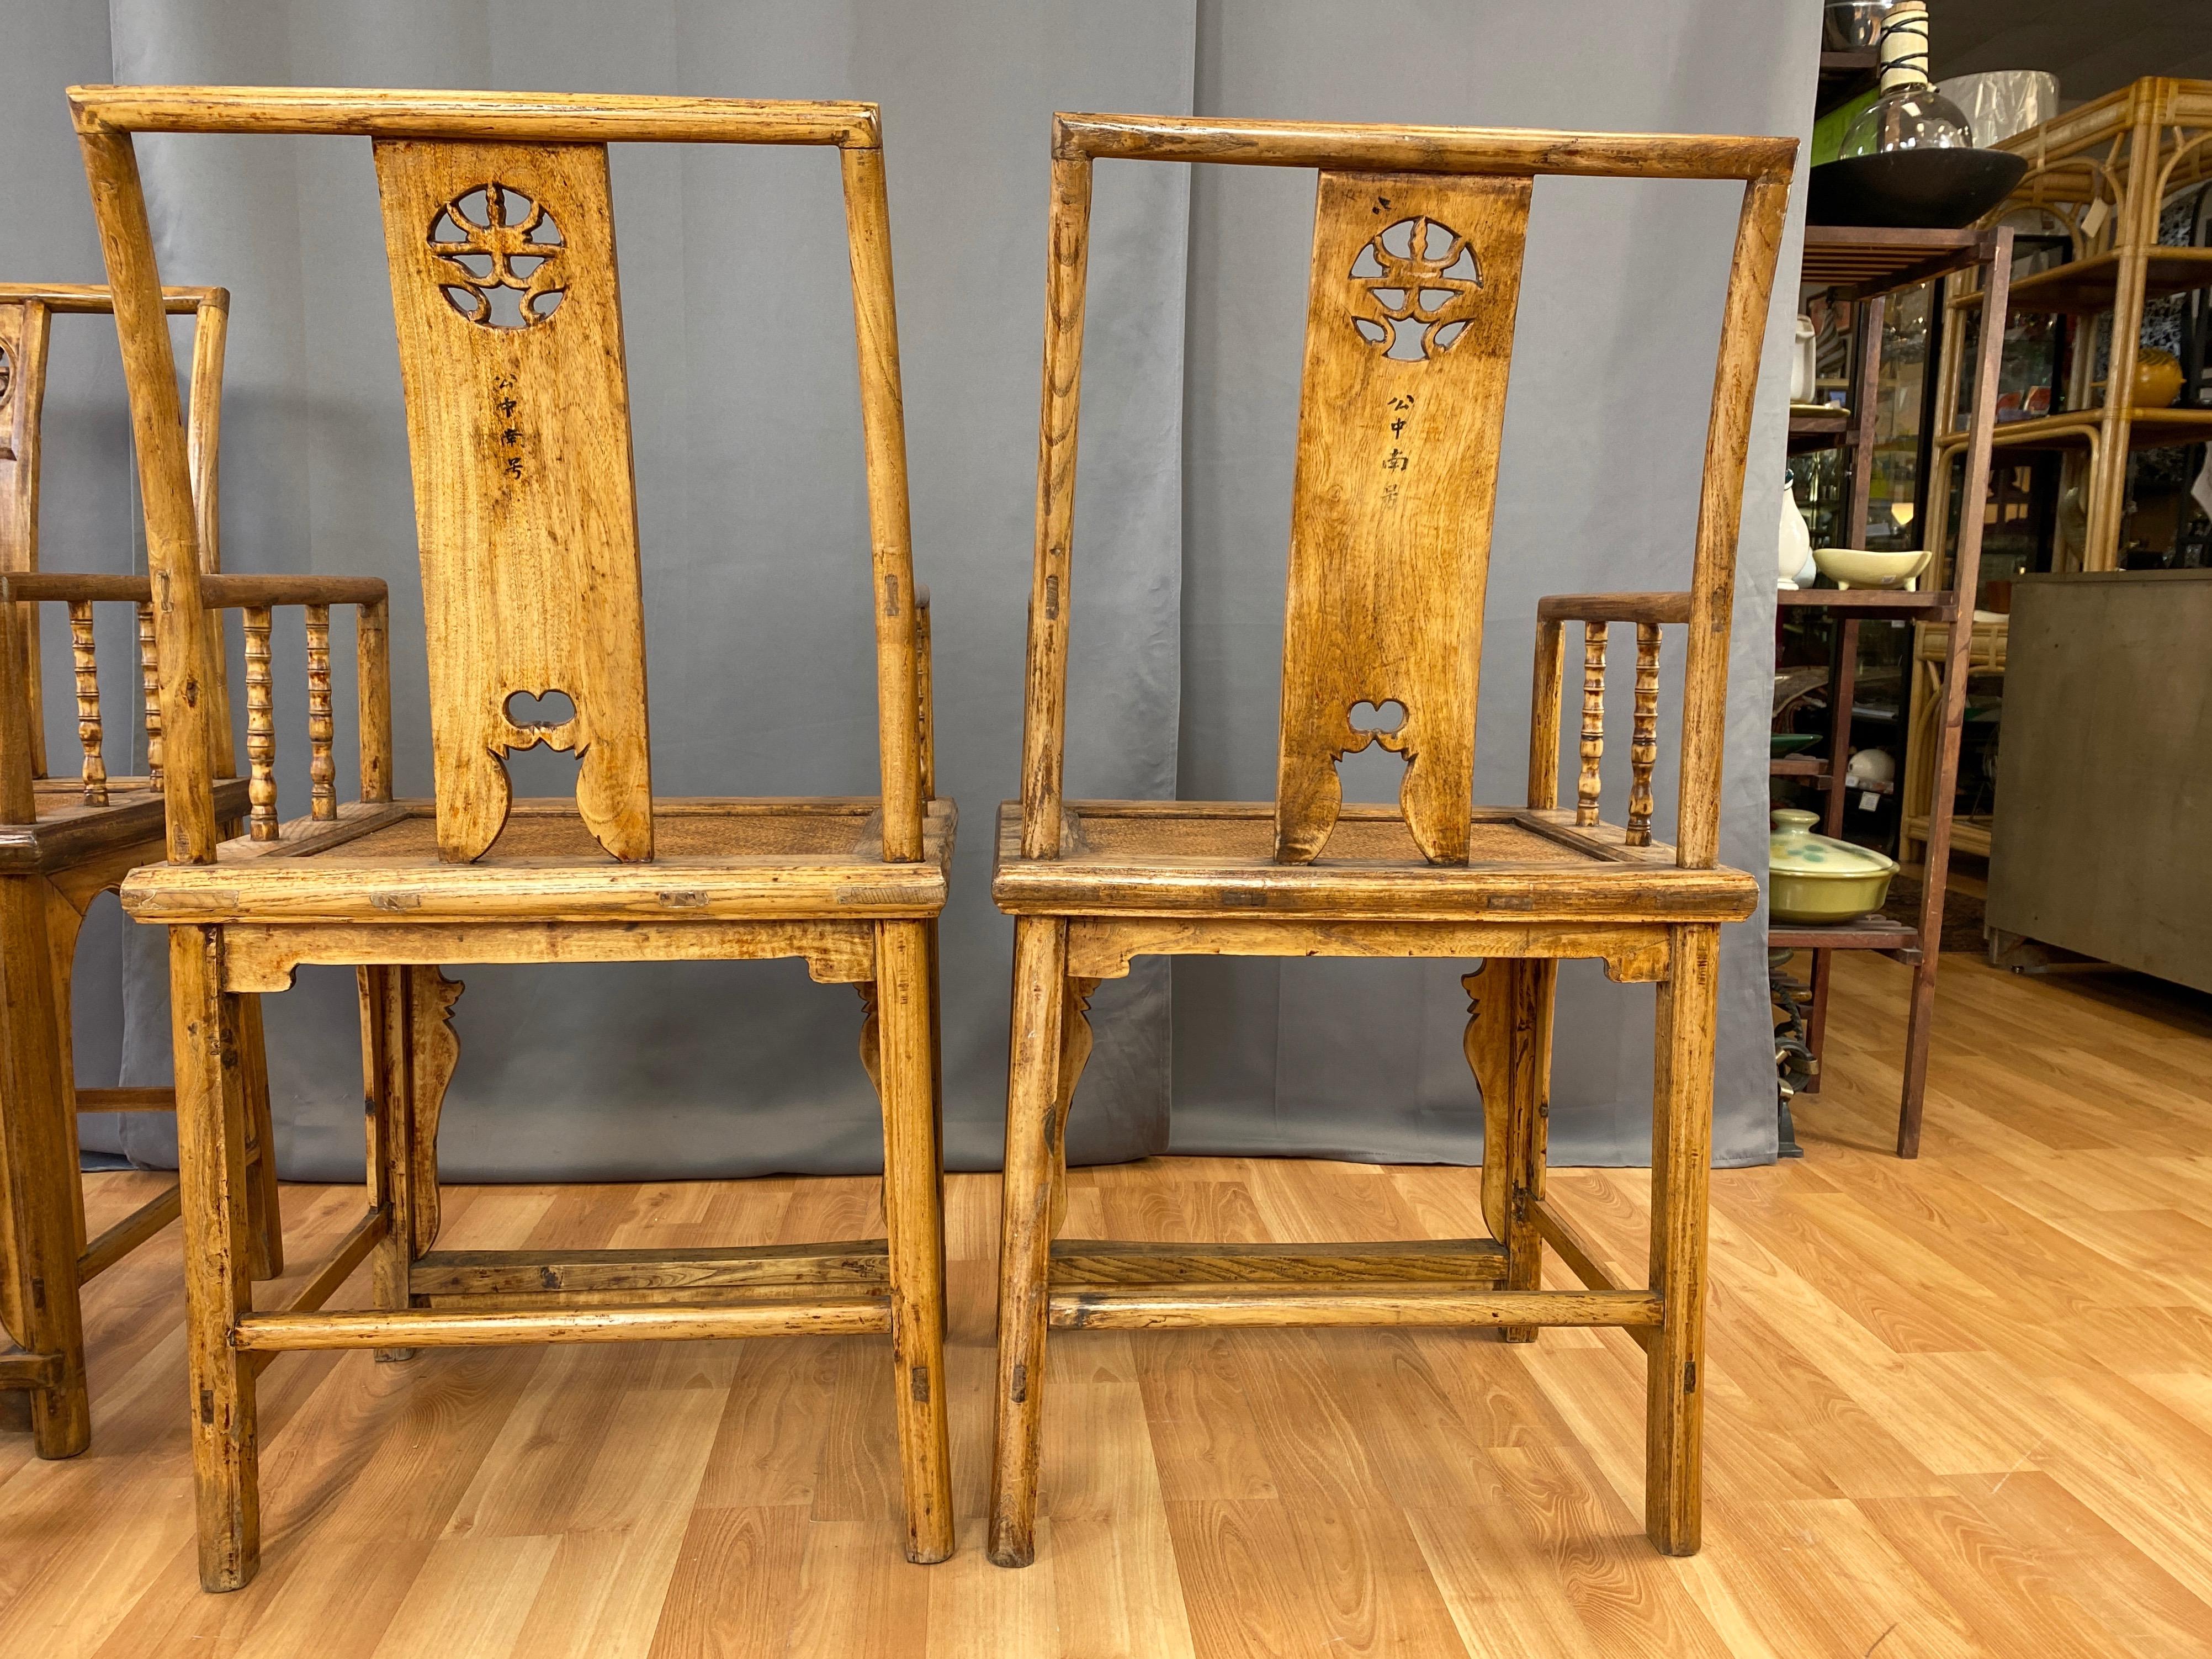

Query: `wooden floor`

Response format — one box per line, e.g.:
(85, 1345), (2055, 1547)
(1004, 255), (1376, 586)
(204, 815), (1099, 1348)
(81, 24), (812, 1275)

(7, 951), (2212, 1657)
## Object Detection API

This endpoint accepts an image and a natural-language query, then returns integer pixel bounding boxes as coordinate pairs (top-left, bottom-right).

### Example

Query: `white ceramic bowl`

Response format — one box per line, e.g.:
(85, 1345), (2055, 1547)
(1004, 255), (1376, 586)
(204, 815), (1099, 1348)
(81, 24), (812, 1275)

(1812, 547), (1932, 590)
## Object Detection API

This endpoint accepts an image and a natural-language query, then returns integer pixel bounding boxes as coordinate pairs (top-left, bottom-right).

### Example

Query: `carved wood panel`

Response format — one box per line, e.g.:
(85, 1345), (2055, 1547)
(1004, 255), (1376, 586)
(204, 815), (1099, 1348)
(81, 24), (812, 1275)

(1276, 172), (1531, 867)
(372, 140), (652, 864)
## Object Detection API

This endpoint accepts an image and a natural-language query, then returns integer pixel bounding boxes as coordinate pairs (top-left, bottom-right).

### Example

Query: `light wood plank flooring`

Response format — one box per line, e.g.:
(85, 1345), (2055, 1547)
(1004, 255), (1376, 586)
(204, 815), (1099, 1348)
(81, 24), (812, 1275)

(4, 951), (2211, 1657)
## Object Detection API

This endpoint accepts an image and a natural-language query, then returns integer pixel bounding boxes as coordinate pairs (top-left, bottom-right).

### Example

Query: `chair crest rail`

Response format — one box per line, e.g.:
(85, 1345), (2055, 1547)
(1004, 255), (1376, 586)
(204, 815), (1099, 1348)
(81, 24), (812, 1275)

(1050, 112), (1796, 181)
(68, 86), (882, 148)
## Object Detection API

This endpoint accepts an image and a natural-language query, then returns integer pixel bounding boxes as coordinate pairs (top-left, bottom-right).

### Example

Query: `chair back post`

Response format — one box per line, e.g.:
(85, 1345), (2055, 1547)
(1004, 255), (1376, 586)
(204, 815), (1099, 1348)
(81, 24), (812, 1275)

(1021, 114), (1792, 872)
(56, 115), (225, 867)
(840, 138), (926, 863)
(1673, 170), (1790, 870)
(0, 597), (36, 826)
(0, 293), (53, 817)
(1017, 149), (1092, 862)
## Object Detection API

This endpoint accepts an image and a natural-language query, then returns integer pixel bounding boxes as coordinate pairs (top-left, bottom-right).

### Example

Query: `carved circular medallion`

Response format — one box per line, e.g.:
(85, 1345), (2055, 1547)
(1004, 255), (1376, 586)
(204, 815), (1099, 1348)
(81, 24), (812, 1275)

(429, 184), (567, 329)
(1349, 216), (1483, 362)
(0, 342), (12, 409)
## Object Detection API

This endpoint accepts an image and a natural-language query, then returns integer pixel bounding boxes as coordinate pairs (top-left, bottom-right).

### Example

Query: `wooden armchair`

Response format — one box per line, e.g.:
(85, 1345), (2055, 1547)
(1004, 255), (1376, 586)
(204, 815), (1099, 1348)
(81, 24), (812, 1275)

(72, 86), (953, 1588)
(988, 115), (1790, 1566)
(0, 283), (289, 1459)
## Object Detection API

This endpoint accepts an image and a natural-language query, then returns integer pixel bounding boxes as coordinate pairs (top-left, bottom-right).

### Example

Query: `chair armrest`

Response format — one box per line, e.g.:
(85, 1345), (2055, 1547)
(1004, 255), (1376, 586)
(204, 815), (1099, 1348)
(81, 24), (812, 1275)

(1535, 591), (1691, 627)
(0, 573), (388, 608)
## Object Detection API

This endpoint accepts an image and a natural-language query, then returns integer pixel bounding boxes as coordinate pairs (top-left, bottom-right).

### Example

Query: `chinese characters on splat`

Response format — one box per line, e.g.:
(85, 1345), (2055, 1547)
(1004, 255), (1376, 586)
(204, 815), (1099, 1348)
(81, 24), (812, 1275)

(492, 373), (524, 481)
(1381, 393), (1415, 504)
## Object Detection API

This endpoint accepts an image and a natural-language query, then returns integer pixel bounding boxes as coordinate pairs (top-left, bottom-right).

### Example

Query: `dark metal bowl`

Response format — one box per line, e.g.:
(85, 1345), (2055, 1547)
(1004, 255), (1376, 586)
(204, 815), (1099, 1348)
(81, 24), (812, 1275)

(1807, 149), (2029, 230)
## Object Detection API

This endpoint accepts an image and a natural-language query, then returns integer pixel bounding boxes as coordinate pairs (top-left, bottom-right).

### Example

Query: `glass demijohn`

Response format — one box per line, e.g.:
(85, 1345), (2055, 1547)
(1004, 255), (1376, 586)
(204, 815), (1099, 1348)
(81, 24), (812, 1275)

(1839, 1), (1973, 158)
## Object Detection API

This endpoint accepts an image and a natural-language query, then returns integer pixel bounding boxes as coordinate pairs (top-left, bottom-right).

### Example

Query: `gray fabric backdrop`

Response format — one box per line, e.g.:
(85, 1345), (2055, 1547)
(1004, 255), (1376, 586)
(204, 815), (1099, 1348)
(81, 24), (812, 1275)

(6, 1), (1812, 1180)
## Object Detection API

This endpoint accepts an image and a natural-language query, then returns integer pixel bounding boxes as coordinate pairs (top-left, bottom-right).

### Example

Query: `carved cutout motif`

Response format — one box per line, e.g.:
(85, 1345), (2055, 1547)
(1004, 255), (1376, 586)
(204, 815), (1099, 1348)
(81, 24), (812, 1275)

(429, 184), (567, 330)
(0, 342), (12, 408)
(1345, 698), (1408, 747)
(1334, 699), (1413, 804)
(500, 687), (580, 754)
(1349, 216), (1483, 362)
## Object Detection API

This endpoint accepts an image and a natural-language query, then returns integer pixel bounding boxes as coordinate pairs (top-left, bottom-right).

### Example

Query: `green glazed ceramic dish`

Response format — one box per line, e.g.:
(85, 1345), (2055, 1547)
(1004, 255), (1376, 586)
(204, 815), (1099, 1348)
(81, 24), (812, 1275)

(1769, 808), (1898, 924)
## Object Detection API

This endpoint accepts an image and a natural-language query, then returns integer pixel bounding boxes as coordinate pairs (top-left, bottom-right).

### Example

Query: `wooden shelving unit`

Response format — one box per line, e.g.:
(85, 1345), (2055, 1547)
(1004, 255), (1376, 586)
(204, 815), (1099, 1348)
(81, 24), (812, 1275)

(1900, 77), (2212, 872)
(1816, 50), (1879, 120)
(1776, 225), (2013, 1158)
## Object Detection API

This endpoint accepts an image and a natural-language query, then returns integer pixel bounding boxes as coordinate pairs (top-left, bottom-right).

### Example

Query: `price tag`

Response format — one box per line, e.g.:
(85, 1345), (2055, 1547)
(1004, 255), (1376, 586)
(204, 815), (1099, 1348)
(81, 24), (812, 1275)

(2082, 197), (2109, 240)
(1859, 790), (1880, 813)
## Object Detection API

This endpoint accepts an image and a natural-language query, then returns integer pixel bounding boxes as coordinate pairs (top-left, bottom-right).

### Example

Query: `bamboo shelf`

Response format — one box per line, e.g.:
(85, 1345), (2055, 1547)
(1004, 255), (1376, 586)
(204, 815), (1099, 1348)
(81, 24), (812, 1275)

(1901, 78), (2212, 878)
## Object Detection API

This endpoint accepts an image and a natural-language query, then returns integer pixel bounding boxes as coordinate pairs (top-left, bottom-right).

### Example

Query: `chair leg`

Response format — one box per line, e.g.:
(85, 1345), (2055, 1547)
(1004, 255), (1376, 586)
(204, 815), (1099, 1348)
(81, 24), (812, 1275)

(875, 920), (953, 1563)
(43, 883), (91, 1261)
(0, 874), (89, 1457)
(1505, 960), (1549, 1342)
(1646, 924), (1717, 1556)
(236, 995), (283, 1280)
(989, 915), (1066, 1569)
(359, 967), (416, 1364)
(171, 925), (259, 1590)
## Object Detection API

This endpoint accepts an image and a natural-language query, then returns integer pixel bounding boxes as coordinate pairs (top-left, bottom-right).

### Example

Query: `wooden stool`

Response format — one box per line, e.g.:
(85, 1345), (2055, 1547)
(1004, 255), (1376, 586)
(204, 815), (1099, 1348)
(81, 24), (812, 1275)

(986, 114), (1789, 1566)
(72, 86), (954, 1587)
(0, 283), (285, 1457)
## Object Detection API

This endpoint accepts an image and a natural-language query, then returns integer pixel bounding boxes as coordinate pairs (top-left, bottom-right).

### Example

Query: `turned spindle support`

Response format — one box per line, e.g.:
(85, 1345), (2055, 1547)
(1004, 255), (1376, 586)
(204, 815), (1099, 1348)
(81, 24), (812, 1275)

(68, 600), (107, 806)
(136, 601), (162, 791)
(243, 605), (277, 840)
(1627, 621), (1659, 846)
(305, 604), (335, 821)
(1576, 621), (1606, 826)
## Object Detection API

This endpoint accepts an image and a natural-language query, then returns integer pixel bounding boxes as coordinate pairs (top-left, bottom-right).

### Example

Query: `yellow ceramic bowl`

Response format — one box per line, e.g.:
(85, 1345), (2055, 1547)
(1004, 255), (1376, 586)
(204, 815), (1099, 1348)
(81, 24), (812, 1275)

(1812, 547), (1932, 590)
(1769, 808), (1898, 925)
